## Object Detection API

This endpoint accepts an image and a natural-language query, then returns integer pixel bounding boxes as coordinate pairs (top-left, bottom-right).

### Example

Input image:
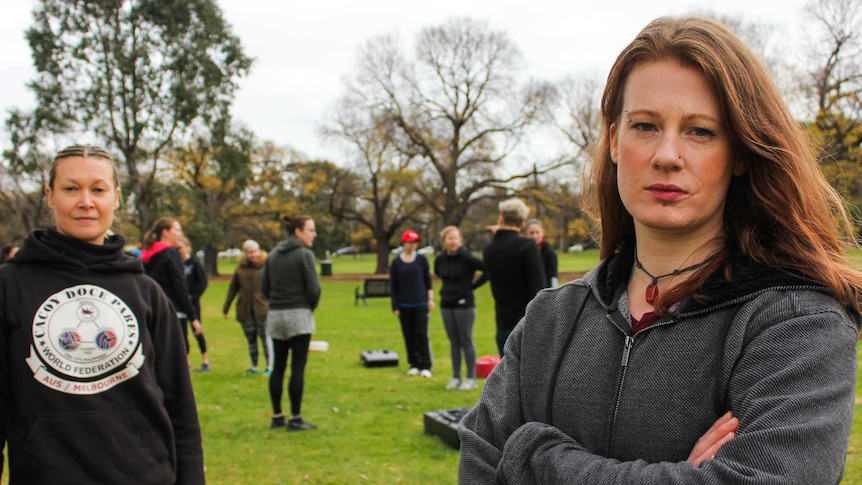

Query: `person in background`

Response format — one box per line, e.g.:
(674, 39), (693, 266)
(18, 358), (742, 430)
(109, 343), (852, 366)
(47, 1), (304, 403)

(1, 245), (18, 264)
(434, 226), (487, 391)
(177, 236), (210, 372)
(458, 16), (862, 484)
(223, 239), (272, 376)
(482, 198), (546, 357)
(0, 144), (203, 483)
(262, 215), (320, 431)
(141, 217), (201, 366)
(525, 218), (558, 288)
(390, 229), (435, 378)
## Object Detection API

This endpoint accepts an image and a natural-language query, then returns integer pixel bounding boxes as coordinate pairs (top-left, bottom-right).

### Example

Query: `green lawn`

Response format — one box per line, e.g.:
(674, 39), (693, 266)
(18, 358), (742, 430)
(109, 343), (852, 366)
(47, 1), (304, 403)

(192, 277), (483, 484)
(320, 248), (601, 276)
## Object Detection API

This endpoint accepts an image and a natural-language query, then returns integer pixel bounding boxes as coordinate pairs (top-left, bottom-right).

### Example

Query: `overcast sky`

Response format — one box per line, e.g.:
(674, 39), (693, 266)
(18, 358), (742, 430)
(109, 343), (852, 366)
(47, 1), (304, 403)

(0, 0), (808, 162)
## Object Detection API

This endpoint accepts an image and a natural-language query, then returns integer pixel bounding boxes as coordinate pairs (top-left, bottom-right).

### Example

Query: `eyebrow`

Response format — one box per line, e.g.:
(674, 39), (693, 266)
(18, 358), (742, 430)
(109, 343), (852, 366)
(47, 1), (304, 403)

(61, 178), (112, 183)
(57, 178), (114, 187)
(626, 109), (722, 124)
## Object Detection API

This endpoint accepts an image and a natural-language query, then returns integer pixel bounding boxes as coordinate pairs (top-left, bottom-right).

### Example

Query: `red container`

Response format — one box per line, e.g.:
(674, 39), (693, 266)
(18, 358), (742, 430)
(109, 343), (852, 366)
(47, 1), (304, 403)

(475, 355), (501, 379)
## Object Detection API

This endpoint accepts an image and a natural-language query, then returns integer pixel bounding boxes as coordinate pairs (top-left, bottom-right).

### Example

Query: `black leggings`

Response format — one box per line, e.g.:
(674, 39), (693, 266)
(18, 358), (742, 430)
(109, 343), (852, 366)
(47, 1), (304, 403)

(269, 334), (311, 417)
(180, 316), (207, 355)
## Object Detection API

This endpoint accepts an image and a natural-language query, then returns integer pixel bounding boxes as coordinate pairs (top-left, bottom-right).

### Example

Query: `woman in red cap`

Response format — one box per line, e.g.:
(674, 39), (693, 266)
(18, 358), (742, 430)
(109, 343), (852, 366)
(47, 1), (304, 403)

(389, 229), (435, 378)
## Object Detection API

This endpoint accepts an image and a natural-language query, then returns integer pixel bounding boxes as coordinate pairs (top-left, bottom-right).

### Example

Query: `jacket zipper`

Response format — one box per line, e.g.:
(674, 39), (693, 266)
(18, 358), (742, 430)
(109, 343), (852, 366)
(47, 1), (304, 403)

(620, 335), (634, 367)
(604, 312), (677, 455)
(604, 313), (630, 455)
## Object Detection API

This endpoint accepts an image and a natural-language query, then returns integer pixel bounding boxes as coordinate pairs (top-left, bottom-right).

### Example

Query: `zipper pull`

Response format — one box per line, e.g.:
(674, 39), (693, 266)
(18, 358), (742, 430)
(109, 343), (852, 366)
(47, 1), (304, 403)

(621, 336), (634, 367)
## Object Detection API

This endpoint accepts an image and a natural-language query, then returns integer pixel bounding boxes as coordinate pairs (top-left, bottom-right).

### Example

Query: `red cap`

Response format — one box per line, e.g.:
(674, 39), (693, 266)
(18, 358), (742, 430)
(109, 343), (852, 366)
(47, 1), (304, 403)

(401, 230), (421, 243)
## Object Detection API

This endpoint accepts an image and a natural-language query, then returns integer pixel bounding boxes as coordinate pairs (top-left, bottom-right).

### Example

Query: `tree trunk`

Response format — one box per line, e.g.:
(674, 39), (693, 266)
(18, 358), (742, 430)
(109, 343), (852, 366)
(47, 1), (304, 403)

(204, 242), (219, 276)
(375, 238), (390, 274)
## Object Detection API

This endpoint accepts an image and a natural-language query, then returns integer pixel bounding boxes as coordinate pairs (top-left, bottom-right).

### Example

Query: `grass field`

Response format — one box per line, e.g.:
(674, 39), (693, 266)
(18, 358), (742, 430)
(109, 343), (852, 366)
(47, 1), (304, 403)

(192, 277), (480, 484)
(2, 250), (859, 483)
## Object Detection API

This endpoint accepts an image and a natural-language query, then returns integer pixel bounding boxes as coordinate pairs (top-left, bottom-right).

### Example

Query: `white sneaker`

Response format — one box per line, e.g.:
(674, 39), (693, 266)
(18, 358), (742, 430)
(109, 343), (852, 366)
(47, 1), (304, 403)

(407, 367), (420, 376)
(420, 369), (432, 378)
(459, 378), (478, 390)
(445, 378), (461, 390)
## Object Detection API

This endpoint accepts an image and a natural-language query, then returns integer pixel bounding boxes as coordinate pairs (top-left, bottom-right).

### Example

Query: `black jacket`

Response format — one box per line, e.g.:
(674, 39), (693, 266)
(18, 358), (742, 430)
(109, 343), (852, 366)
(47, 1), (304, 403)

(434, 246), (487, 308)
(182, 256), (208, 319)
(538, 239), (558, 286)
(482, 230), (547, 330)
(0, 228), (203, 484)
(142, 242), (198, 320)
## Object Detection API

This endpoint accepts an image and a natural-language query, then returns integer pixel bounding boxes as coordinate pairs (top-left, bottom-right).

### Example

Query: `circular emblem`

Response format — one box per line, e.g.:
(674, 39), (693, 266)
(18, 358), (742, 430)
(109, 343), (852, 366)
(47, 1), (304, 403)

(31, 285), (141, 383)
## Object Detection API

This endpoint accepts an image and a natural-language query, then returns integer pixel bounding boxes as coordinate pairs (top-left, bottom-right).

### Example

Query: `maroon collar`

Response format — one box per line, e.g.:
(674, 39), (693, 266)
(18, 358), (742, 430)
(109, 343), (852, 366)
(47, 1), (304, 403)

(631, 311), (660, 334)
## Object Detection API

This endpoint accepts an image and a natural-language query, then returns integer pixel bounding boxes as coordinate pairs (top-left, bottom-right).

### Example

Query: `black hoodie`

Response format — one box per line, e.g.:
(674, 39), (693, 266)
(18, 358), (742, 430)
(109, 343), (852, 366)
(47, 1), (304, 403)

(433, 246), (488, 308)
(0, 228), (204, 484)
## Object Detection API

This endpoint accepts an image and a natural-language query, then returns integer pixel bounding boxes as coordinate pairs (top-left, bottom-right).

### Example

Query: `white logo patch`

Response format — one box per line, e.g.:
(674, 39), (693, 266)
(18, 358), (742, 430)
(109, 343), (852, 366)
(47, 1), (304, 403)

(26, 284), (144, 395)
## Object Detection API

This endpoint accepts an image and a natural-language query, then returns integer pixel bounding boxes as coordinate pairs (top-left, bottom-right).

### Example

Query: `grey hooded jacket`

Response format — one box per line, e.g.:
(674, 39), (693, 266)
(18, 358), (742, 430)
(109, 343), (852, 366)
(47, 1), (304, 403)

(261, 237), (320, 311)
(458, 249), (860, 484)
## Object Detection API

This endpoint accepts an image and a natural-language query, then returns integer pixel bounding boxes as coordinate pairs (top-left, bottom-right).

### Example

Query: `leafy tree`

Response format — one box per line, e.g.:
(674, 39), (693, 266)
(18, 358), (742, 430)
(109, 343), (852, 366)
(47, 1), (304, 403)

(14, 0), (252, 239)
(160, 119), (258, 274)
(284, 159), (347, 259)
(158, 125), (354, 272)
(811, 111), (862, 212)
(1, 111), (54, 239)
(235, 141), (302, 250)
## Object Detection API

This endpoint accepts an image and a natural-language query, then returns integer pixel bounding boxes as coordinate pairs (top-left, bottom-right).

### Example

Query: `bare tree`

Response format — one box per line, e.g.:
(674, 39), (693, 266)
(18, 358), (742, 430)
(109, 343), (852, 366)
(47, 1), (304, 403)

(801, 0), (862, 214)
(804, 0), (862, 118)
(334, 17), (557, 228)
(546, 71), (603, 168)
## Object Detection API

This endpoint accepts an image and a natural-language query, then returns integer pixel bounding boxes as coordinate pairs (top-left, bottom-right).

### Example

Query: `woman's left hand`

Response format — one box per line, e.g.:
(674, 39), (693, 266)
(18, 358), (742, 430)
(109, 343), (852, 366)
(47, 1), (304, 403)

(192, 319), (202, 335)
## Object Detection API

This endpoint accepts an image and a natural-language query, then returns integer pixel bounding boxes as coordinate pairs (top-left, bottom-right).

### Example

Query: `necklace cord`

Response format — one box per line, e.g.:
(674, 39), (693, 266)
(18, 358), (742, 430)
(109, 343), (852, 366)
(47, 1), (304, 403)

(634, 251), (719, 304)
(634, 255), (715, 283)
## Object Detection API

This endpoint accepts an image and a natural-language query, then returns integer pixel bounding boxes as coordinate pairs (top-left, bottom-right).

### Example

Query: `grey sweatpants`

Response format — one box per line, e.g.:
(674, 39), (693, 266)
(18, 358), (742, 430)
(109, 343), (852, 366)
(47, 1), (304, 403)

(440, 307), (477, 379)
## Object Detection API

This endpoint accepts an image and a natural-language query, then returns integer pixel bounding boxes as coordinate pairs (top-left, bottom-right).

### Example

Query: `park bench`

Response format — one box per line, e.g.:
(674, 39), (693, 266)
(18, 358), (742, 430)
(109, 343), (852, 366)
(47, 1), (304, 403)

(355, 278), (390, 306)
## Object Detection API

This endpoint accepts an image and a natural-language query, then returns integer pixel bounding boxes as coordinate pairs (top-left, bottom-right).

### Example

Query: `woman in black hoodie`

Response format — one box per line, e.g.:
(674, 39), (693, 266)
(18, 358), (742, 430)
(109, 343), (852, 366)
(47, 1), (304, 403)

(178, 235), (210, 372)
(0, 145), (204, 483)
(141, 217), (201, 364)
(433, 226), (487, 391)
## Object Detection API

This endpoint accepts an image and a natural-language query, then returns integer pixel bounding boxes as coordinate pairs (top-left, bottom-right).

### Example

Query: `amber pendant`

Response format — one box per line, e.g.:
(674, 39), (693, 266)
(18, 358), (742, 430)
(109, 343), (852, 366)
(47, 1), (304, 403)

(645, 283), (659, 304)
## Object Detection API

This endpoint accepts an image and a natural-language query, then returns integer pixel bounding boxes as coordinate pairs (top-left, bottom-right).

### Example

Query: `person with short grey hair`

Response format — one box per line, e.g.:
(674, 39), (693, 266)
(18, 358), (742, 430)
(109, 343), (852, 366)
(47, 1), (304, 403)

(497, 198), (530, 227)
(482, 198), (547, 356)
